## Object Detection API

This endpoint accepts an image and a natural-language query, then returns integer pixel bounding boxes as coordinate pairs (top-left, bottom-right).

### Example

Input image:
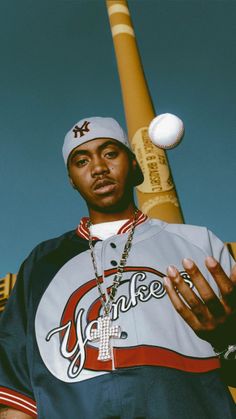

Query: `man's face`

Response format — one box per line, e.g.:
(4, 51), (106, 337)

(68, 138), (136, 211)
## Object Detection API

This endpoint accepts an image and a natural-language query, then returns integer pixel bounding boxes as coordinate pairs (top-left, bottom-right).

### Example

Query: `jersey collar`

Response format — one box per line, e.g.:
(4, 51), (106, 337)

(76, 209), (148, 240)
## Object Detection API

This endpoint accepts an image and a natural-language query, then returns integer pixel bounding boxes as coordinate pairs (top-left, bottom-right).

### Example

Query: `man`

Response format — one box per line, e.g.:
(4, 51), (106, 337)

(0, 117), (236, 418)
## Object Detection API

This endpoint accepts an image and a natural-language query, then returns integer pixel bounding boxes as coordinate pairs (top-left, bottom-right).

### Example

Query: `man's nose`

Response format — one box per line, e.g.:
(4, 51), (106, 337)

(91, 157), (110, 177)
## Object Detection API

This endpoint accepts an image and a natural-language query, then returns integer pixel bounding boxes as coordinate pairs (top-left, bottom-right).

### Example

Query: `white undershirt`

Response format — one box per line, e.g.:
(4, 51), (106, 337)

(90, 220), (129, 240)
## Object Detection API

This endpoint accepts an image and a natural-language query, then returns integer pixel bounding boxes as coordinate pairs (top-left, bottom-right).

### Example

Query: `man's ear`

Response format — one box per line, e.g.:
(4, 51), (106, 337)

(132, 158), (138, 171)
(131, 156), (144, 186)
(130, 158), (138, 185)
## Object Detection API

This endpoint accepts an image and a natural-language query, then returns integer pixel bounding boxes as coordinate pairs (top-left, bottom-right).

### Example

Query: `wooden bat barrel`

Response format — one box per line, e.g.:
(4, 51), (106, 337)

(106, 0), (184, 223)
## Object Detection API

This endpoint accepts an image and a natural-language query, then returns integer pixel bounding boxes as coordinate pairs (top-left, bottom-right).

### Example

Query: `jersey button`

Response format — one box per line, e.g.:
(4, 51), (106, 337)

(110, 242), (116, 248)
(111, 260), (118, 266)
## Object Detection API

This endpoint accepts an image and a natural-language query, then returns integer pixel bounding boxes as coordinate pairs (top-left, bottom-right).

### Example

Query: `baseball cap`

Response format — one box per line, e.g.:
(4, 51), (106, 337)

(62, 116), (144, 185)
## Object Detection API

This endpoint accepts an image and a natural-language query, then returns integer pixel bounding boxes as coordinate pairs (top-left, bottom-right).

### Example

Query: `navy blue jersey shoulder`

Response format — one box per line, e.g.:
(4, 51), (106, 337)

(22, 230), (90, 309)
(29, 229), (88, 262)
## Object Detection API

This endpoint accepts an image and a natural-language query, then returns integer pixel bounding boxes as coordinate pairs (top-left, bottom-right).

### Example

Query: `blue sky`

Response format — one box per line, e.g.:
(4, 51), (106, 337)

(0, 0), (235, 276)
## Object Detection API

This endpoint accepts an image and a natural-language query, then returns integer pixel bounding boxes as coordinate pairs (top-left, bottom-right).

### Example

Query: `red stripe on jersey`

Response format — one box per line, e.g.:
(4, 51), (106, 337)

(119, 211), (148, 234)
(0, 387), (37, 417)
(113, 346), (220, 373)
(76, 209), (148, 240)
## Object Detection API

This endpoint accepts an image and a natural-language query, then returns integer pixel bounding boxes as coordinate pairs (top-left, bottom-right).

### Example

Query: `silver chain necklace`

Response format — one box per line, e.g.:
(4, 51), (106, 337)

(87, 208), (138, 361)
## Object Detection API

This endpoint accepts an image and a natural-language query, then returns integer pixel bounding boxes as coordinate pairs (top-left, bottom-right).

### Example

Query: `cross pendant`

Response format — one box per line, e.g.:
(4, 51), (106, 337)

(90, 315), (121, 361)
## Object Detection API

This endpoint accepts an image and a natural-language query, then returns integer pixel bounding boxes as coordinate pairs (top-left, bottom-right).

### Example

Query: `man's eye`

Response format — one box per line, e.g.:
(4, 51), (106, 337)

(105, 151), (118, 159)
(75, 158), (88, 167)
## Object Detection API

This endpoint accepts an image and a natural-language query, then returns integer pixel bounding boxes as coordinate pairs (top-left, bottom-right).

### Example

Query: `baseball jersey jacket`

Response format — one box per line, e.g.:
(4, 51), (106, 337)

(0, 213), (236, 418)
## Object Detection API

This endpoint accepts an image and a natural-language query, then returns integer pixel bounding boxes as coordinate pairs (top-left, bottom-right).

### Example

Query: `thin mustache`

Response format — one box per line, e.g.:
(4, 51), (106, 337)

(93, 177), (116, 190)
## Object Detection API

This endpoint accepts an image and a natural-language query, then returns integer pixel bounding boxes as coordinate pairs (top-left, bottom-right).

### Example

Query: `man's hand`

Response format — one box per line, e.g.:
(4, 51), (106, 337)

(164, 257), (236, 351)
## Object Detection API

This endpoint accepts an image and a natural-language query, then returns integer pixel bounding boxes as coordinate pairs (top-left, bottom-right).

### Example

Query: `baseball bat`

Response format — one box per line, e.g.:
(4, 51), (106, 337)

(106, 0), (184, 223)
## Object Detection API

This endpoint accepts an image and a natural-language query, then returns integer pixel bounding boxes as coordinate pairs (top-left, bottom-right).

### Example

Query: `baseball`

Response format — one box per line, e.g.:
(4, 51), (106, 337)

(148, 113), (184, 149)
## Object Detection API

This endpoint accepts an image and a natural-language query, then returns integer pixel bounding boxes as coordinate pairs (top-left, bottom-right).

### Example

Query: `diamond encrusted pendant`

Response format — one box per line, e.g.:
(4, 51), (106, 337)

(90, 316), (121, 361)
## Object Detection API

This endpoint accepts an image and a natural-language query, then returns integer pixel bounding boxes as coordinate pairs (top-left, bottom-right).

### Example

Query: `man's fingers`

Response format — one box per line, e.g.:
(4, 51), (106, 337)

(166, 265), (214, 324)
(163, 276), (201, 330)
(205, 257), (233, 291)
(164, 259), (236, 345)
(167, 265), (203, 308)
(183, 258), (217, 299)
(205, 257), (236, 310)
(182, 258), (226, 318)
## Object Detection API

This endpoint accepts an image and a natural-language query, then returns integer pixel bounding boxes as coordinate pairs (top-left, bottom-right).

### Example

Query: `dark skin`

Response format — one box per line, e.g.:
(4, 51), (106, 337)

(164, 257), (236, 352)
(68, 138), (138, 223)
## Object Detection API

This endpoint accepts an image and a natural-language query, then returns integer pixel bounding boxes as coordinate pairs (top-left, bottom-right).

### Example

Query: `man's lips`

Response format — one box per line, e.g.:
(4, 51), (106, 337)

(93, 179), (117, 194)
